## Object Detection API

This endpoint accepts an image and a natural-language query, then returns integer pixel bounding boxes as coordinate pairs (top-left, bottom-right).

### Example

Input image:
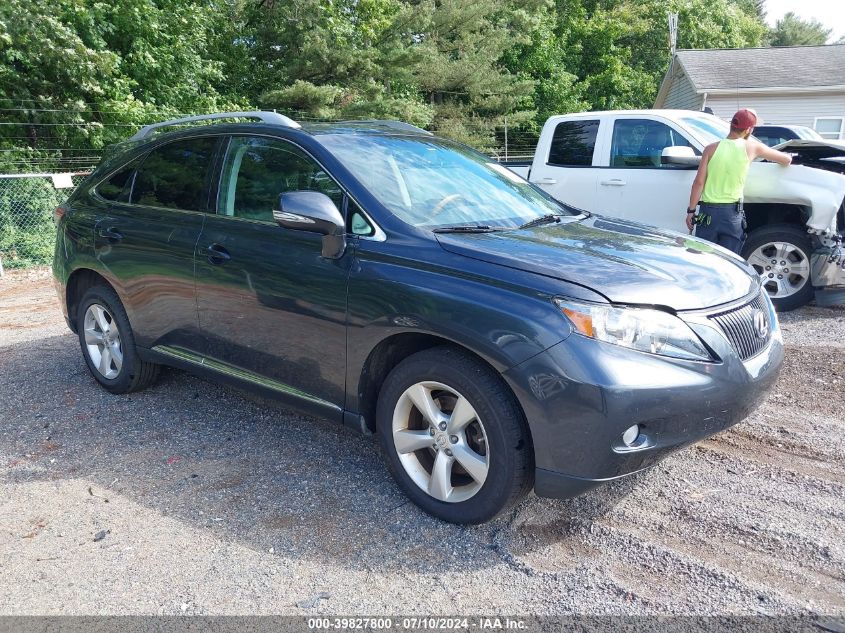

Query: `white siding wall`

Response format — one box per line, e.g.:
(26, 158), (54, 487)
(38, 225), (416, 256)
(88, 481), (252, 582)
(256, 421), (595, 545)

(661, 72), (702, 110)
(706, 92), (845, 136)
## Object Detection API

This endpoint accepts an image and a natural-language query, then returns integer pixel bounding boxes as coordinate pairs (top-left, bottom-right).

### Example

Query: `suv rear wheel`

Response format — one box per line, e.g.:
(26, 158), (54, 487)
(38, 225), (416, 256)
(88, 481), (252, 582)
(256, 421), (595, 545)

(376, 347), (532, 524)
(76, 285), (160, 394)
(742, 224), (814, 312)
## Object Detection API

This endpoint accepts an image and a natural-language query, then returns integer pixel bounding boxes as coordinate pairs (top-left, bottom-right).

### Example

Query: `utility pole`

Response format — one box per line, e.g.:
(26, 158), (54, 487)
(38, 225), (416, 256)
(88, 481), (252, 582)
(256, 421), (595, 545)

(504, 116), (508, 162)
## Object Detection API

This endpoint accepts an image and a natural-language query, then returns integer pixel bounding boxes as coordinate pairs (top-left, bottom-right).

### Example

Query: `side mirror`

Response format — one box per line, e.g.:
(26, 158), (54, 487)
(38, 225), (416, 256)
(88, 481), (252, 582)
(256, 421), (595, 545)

(661, 146), (701, 167)
(274, 191), (346, 259)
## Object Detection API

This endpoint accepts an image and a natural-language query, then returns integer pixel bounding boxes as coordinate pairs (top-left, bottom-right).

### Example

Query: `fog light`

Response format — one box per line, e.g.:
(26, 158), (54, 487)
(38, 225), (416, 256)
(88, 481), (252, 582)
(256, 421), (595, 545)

(622, 424), (640, 447)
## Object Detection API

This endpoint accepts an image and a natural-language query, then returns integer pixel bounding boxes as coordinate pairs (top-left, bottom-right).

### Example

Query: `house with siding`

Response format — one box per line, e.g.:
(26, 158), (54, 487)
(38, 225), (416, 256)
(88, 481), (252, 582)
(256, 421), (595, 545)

(654, 45), (845, 140)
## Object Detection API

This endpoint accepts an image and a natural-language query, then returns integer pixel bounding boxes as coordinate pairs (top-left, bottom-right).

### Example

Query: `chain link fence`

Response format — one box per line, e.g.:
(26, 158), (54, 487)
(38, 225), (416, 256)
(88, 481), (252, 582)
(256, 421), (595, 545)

(0, 172), (89, 272)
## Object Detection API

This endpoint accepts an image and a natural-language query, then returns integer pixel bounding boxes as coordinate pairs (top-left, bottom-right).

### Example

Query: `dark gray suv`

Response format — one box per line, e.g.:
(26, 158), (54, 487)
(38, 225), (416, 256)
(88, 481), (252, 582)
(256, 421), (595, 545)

(53, 111), (784, 523)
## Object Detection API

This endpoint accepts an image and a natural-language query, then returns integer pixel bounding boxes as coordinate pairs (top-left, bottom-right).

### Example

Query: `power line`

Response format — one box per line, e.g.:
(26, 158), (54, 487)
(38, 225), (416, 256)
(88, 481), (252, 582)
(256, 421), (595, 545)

(0, 148), (105, 152)
(0, 106), (228, 117)
(0, 122), (139, 127)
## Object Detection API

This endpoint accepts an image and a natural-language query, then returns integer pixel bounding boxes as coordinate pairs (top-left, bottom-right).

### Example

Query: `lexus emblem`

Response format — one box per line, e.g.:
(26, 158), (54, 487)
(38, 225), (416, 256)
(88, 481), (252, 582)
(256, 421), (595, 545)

(752, 309), (769, 339)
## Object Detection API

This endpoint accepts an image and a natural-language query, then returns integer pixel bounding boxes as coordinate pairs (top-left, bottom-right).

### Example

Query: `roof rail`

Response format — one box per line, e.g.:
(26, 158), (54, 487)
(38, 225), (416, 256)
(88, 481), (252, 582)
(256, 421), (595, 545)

(358, 120), (433, 135)
(129, 111), (301, 141)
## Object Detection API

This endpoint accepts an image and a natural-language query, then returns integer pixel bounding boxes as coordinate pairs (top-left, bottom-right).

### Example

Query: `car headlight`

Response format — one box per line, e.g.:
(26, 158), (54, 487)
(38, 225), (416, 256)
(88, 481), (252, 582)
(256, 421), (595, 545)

(554, 298), (712, 362)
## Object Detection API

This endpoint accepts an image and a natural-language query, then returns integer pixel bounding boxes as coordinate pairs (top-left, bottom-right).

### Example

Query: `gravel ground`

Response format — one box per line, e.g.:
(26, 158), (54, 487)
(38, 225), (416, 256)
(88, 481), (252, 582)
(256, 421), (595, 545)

(0, 267), (843, 616)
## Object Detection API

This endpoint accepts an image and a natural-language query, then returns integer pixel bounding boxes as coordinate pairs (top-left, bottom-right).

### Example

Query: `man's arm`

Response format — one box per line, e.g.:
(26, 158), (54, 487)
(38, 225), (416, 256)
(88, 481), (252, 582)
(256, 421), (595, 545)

(686, 143), (715, 231)
(749, 139), (792, 166)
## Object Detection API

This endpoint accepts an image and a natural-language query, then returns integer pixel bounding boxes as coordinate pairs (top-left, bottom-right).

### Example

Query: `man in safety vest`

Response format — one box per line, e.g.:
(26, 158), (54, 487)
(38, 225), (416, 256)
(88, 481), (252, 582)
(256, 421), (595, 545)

(686, 108), (792, 254)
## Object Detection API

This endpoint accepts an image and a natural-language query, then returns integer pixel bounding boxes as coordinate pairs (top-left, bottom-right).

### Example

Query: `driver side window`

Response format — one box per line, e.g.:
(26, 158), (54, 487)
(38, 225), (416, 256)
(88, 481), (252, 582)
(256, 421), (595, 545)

(610, 119), (695, 168)
(218, 136), (343, 222)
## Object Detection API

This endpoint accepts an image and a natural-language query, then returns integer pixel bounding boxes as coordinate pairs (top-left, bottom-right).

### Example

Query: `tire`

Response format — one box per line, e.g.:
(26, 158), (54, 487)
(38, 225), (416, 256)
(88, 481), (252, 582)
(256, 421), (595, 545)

(741, 224), (814, 312)
(376, 346), (533, 524)
(76, 285), (160, 394)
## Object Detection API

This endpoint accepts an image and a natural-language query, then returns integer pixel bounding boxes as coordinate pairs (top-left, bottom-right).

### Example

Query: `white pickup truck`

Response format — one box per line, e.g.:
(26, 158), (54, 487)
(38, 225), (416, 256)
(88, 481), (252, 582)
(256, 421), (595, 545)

(506, 109), (845, 310)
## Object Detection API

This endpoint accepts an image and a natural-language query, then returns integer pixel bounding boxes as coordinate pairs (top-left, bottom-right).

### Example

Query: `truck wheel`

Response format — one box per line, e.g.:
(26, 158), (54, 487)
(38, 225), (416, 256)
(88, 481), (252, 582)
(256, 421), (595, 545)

(742, 224), (814, 312)
(376, 346), (533, 524)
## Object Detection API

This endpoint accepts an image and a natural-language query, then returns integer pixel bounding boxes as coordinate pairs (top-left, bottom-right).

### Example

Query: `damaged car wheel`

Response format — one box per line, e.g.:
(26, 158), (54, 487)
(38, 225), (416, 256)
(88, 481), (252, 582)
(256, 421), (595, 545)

(742, 224), (814, 312)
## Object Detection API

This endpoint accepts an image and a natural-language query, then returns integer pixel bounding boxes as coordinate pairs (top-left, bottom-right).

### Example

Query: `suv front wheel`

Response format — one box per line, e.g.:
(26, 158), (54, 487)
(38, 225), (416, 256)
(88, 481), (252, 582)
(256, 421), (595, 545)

(76, 285), (160, 394)
(376, 347), (533, 524)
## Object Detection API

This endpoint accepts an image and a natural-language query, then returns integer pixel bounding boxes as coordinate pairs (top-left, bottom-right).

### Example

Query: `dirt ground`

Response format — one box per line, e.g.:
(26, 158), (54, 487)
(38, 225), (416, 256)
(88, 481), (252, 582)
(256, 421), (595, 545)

(0, 267), (843, 616)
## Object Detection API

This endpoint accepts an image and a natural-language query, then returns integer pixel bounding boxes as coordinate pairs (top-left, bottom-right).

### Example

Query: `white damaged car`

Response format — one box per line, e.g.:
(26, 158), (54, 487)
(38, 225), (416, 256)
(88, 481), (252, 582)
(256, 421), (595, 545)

(505, 110), (845, 310)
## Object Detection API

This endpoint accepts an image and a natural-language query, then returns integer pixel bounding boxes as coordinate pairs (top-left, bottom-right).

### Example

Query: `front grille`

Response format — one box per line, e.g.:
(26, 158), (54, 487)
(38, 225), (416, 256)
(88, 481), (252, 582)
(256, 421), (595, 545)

(708, 292), (771, 361)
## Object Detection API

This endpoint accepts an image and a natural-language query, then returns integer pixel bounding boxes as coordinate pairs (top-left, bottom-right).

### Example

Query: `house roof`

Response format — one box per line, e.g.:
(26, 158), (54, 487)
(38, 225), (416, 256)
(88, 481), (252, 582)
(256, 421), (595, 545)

(676, 45), (845, 91)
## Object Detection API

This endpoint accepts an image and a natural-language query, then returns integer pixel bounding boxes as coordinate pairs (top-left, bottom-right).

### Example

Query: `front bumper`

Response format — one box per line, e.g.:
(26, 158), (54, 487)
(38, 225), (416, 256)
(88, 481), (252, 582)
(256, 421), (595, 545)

(811, 241), (845, 305)
(503, 298), (784, 499)
(811, 248), (845, 289)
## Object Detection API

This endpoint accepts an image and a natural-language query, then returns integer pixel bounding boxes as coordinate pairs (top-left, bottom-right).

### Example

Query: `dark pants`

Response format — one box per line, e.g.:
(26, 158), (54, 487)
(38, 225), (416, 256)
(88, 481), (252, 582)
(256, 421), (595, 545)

(695, 202), (745, 254)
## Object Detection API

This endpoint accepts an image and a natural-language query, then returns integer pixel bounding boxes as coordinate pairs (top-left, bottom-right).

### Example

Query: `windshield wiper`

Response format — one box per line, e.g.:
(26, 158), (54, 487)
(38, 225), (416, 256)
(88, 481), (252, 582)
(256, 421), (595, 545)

(432, 225), (504, 233)
(519, 214), (563, 230)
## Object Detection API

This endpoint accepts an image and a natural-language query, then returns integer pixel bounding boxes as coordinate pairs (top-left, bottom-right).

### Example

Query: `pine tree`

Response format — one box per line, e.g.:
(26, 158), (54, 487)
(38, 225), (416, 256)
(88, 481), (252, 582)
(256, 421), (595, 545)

(770, 12), (832, 47)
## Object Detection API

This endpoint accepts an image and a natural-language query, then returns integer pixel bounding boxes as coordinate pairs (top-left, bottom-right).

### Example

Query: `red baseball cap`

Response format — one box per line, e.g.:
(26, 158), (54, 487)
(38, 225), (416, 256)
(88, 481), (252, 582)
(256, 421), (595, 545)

(731, 108), (758, 129)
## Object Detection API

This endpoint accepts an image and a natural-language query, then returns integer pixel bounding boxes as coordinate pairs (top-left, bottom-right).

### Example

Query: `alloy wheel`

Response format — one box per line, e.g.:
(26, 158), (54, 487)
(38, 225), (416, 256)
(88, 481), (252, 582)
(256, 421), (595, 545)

(746, 241), (810, 299)
(391, 381), (489, 503)
(83, 303), (123, 379)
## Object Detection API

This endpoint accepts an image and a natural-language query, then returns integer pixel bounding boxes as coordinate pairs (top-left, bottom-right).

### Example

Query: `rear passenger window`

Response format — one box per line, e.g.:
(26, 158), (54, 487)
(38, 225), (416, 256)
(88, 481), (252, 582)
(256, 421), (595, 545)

(548, 120), (599, 167)
(96, 162), (137, 202)
(131, 137), (217, 211)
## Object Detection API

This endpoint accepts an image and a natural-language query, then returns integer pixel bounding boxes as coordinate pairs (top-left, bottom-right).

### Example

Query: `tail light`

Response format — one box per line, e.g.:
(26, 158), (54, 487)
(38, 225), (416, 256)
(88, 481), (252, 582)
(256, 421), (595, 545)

(53, 205), (68, 225)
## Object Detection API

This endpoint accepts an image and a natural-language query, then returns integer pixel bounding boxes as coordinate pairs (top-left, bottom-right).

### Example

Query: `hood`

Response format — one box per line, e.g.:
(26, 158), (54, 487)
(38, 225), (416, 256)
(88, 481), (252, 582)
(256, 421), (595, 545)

(773, 139), (845, 159)
(436, 215), (759, 311)
(772, 139), (845, 177)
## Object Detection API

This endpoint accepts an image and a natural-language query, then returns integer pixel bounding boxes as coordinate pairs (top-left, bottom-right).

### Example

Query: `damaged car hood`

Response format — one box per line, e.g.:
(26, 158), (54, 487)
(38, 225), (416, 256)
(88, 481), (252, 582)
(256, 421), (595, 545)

(774, 138), (845, 160)
(745, 140), (845, 232)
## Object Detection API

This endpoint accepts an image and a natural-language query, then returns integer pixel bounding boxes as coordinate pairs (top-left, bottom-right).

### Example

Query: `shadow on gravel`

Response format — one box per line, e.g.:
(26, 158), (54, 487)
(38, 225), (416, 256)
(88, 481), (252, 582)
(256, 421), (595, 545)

(0, 333), (638, 573)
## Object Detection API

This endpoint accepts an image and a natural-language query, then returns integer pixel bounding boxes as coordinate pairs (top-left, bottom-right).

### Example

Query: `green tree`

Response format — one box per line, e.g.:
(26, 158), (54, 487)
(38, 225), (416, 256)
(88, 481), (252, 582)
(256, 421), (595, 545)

(507, 0), (765, 116)
(0, 0), (772, 163)
(235, 0), (541, 149)
(731, 0), (766, 21)
(770, 12), (832, 46)
(0, 0), (239, 171)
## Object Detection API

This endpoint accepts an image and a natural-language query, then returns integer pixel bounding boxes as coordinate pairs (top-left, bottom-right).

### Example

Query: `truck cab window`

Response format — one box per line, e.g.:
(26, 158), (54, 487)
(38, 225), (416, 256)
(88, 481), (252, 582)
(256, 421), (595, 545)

(547, 120), (599, 167)
(610, 119), (694, 168)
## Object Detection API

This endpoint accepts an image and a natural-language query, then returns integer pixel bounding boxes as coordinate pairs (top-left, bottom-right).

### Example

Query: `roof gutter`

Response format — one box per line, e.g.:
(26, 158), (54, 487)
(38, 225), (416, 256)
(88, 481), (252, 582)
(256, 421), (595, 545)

(697, 85), (845, 95)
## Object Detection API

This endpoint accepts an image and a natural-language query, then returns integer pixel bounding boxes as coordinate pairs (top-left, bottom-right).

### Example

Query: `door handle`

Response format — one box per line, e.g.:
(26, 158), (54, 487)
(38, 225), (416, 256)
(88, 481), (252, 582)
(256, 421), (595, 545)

(206, 243), (231, 265)
(536, 177), (557, 185)
(97, 227), (123, 242)
(600, 179), (626, 186)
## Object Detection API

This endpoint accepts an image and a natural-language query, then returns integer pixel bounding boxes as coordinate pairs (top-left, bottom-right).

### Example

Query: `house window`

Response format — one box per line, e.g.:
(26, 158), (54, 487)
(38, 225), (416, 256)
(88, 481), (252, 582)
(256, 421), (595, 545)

(814, 117), (844, 140)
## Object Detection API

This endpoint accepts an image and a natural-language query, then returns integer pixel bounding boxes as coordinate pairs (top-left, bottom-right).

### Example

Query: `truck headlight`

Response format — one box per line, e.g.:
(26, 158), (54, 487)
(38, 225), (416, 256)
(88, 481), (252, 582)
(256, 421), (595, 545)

(554, 298), (712, 362)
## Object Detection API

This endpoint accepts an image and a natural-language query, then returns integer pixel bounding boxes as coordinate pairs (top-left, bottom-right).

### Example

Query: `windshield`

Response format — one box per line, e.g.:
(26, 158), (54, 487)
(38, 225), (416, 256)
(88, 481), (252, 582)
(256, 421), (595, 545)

(681, 115), (730, 146)
(317, 134), (573, 229)
(795, 126), (823, 140)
